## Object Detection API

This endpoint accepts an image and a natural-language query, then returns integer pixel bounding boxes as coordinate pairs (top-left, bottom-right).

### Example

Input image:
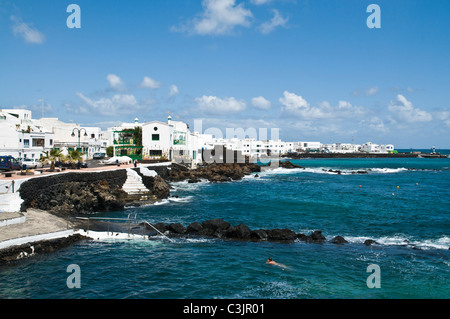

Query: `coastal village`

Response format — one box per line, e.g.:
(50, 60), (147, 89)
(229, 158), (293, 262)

(0, 107), (398, 263)
(0, 107), (396, 166)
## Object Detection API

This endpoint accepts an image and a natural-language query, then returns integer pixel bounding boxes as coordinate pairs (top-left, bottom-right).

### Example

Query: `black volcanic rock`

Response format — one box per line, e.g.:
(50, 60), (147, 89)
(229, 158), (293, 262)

(364, 239), (377, 246)
(167, 223), (186, 234)
(267, 228), (297, 241)
(310, 230), (326, 242)
(330, 236), (348, 244)
(250, 229), (268, 241)
(279, 161), (304, 169)
(226, 224), (252, 240)
(186, 222), (203, 234)
(201, 218), (231, 232)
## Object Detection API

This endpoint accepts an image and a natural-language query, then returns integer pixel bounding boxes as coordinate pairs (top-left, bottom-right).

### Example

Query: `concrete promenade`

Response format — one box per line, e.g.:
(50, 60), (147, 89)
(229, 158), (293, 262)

(0, 209), (74, 250)
(0, 161), (171, 252)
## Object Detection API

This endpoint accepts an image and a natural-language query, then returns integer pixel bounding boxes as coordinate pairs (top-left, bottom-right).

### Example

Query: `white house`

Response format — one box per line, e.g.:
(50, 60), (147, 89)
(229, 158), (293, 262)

(141, 116), (201, 164)
(295, 141), (322, 152)
(361, 142), (395, 153)
(38, 118), (106, 159)
(320, 143), (361, 153)
(142, 120), (173, 160)
(0, 109), (54, 160)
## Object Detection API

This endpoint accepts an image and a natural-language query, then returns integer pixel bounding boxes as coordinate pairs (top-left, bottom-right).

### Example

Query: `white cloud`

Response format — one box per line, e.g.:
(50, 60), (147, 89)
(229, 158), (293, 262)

(360, 117), (389, 133)
(12, 102), (53, 117)
(352, 86), (379, 97)
(250, 0), (273, 5)
(106, 74), (125, 90)
(365, 86), (379, 96)
(10, 16), (45, 44)
(251, 96), (271, 109)
(279, 91), (325, 119)
(336, 100), (365, 116)
(388, 94), (432, 123)
(169, 84), (179, 96)
(140, 76), (161, 89)
(280, 91), (367, 120)
(195, 95), (246, 114)
(172, 0), (253, 35)
(259, 9), (288, 34)
(76, 92), (142, 116)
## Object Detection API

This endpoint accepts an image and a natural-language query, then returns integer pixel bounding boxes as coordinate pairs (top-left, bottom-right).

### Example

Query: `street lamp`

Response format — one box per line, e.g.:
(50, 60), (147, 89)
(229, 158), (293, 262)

(71, 128), (88, 151)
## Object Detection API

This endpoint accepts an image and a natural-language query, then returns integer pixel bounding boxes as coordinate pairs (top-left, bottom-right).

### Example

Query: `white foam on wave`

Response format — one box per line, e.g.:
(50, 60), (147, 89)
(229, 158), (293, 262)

(77, 230), (149, 242)
(343, 234), (450, 250)
(368, 167), (409, 174)
(257, 166), (411, 177)
(168, 196), (193, 203)
(170, 179), (209, 192)
(153, 199), (170, 206)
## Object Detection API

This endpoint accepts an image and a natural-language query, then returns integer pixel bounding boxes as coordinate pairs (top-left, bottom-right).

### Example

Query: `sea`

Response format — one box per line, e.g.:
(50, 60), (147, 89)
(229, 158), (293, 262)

(0, 150), (449, 300)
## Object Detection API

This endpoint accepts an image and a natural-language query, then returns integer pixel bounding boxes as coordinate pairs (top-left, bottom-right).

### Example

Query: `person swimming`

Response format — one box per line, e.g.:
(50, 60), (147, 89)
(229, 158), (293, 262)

(266, 257), (288, 269)
(266, 257), (280, 266)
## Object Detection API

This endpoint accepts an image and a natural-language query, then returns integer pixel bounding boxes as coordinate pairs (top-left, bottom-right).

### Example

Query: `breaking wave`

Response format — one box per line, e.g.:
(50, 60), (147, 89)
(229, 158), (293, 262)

(257, 166), (414, 176)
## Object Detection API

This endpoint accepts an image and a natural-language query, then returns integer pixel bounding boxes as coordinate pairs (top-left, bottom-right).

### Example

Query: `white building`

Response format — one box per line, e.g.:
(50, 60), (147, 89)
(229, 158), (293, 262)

(142, 120), (173, 160)
(295, 141), (322, 152)
(38, 118), (106, 159)
(320, 143), (361, 153)
(141, 116), (201, 164)
(360, 142), (395, 153)
(0, 109), (54, 160)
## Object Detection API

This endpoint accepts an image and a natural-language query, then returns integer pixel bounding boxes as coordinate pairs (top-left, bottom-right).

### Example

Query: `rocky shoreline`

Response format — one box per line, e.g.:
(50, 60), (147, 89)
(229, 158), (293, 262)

(16, 160), (287, 216)
(0, 234), (88, 265)
(73, 217), (382, 248)
(0, 160), (387, 264)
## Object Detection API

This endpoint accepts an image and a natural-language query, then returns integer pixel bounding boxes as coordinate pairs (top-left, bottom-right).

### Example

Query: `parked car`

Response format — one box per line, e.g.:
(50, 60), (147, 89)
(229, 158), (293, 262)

(21, 158), (40, 169)
(93, 153), (106, 160)
(0, 156), (22, 171)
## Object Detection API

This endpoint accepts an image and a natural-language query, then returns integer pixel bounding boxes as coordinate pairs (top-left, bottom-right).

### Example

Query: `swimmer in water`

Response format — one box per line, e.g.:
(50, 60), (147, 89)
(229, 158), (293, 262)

(266, 257), (280, 266)
(266, 257), (288, 269)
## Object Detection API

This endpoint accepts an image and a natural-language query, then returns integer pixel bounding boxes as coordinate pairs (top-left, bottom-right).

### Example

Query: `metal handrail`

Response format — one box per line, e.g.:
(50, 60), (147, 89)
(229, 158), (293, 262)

(72, 216), (174, 242)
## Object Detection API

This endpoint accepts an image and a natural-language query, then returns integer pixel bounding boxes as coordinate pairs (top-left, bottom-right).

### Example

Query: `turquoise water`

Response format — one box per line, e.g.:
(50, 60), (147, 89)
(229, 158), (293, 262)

(0, 156), (449, 299)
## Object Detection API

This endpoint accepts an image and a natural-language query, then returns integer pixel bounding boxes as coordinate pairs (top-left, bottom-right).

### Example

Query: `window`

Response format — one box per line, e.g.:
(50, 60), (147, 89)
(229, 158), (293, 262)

(150, 150), (162, 156)
(152, 134), (160, 141)
(50, 139), (53, 146)
(32, 138), (45, 147)
(24, 139), (30, 147)
(153, 127), (158, 131)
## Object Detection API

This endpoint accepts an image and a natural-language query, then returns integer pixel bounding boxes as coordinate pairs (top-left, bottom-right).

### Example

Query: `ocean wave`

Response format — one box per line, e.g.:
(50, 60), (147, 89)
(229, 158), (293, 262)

(77, 230), (149, 242)
(258, 166), (412, 176)
(368, 168), (409, 174)
(153, 199), (170, 206)
(170, 179), (209, 192)
(343, 234), (450, 250)
(168, 196), (193, 203)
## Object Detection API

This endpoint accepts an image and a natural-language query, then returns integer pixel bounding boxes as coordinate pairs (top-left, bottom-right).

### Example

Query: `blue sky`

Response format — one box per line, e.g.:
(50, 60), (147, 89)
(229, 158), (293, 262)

(1, 0), (449, 148)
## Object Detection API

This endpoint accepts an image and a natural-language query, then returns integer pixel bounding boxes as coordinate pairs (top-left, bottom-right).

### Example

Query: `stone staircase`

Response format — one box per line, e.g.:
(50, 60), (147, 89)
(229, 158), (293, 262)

(122, 169), (151, 196)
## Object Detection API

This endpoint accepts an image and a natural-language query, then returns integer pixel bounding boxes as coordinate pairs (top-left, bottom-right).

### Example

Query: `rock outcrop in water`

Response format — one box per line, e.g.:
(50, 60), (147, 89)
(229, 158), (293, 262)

(168, 162), (262, 183)
(80, 217), (352, 245)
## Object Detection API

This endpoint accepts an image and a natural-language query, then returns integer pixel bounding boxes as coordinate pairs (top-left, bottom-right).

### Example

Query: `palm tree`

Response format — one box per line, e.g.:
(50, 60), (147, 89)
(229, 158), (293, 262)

(41, 149), (63, 171)
(68, 149), (82, 162)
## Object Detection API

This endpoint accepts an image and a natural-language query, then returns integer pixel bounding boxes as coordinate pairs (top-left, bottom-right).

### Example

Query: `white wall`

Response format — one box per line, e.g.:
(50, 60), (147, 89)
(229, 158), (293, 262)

(142, 121), (173, 159)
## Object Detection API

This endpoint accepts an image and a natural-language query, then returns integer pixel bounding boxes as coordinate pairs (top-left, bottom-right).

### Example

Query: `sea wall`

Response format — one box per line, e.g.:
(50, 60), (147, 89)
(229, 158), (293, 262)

(0, 234), (88, 264)
(19, 170), (129, 216)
